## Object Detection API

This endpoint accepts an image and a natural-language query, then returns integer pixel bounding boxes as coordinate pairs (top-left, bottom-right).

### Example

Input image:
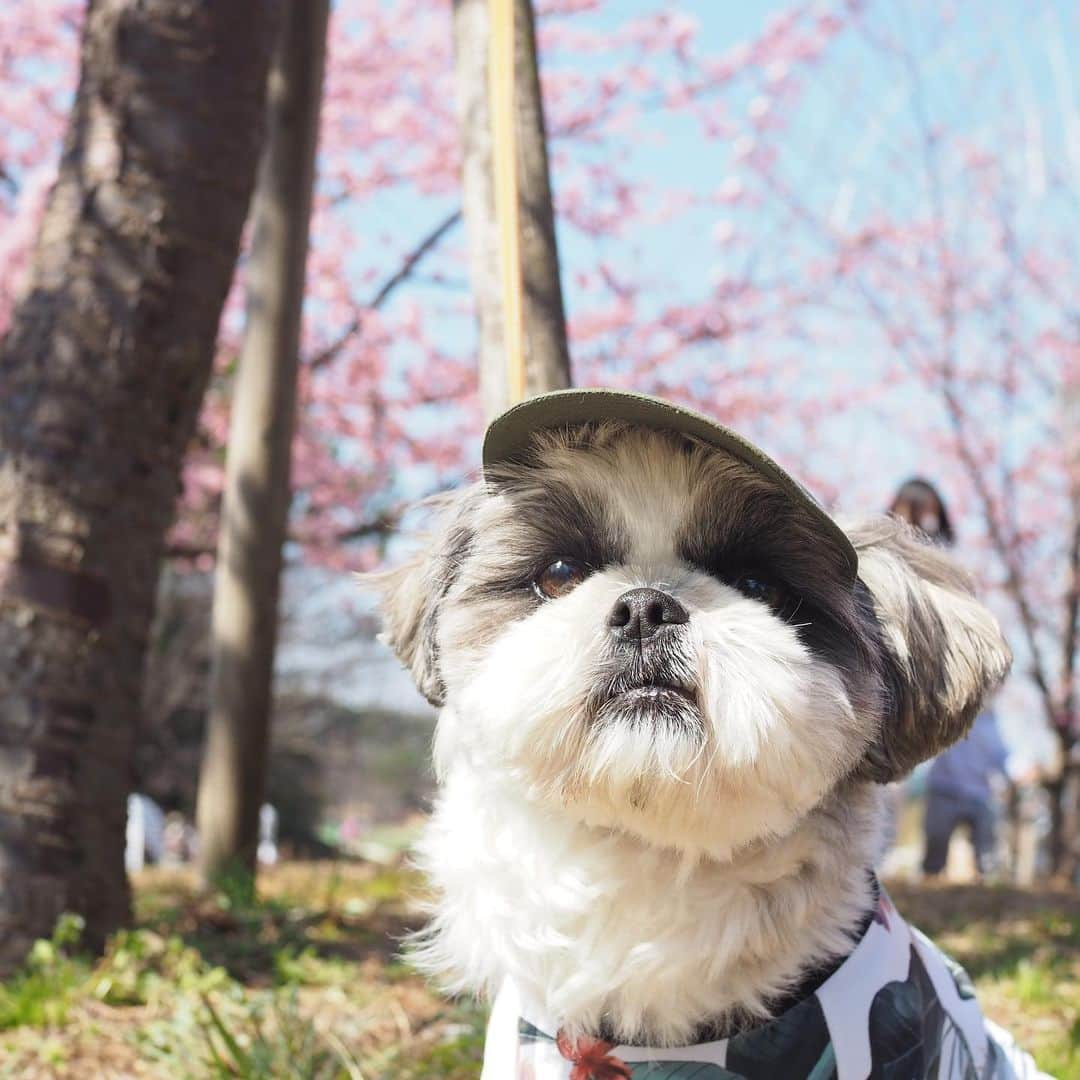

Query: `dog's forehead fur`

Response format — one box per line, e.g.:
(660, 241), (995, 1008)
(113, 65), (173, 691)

(472, 423), (853, 597)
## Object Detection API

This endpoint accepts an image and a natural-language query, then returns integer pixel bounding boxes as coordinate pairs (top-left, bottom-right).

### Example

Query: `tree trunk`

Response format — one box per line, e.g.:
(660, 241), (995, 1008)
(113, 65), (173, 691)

(195, 0), (329, 890)
(1061, 762), (1080, 883)
(453, 0), (571, 421)
(1059, 361), (1080, 880)
(0, 0), (278, 973)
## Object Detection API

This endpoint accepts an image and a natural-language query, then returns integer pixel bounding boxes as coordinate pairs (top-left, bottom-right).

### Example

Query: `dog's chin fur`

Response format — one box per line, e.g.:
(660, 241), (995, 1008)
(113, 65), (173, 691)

(370, 423), (1012, 1047)
(411, 761), (882, 1047)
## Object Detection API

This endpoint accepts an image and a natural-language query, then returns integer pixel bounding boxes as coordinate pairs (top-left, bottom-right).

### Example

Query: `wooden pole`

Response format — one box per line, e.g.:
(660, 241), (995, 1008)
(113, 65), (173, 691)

(488, 0), (526, 404)
(454, 0), (571, 420)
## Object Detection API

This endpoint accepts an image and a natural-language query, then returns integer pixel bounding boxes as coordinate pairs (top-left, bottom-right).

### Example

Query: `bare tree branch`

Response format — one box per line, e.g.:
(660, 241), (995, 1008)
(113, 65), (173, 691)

(167, 511), (400, 562)
(308, 209), (462, 371)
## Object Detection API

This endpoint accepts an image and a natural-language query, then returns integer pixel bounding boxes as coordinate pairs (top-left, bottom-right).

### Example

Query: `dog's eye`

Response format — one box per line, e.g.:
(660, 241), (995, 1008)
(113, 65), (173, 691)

(533, 559), (587, 600)
(733, 572), (787, 611)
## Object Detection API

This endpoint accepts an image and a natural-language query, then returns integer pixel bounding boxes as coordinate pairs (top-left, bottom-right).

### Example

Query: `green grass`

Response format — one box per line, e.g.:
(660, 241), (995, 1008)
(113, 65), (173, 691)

(0, 915), (91, 1031)
(890, 881), (1080, 1078)
(0, 867), (1076, 1078)
(136, 988), (360, 1080)
(0, 861), (482, 1079)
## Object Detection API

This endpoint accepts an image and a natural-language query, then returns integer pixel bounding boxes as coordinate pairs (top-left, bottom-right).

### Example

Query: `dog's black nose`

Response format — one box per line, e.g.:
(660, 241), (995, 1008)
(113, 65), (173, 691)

(608, 587), (689, 643)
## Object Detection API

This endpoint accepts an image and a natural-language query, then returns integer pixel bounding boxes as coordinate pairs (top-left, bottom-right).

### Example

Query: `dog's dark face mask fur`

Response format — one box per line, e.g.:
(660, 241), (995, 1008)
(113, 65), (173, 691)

(372, 423), (1011, 861)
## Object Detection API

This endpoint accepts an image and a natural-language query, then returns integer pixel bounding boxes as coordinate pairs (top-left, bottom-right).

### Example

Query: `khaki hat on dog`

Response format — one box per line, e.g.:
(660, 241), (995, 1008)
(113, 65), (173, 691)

(482, 387), (858, 582)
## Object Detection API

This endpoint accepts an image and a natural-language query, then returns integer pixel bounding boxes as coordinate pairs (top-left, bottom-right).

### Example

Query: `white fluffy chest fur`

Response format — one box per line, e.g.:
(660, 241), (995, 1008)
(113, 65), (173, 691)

(412, 751), (884, 1046)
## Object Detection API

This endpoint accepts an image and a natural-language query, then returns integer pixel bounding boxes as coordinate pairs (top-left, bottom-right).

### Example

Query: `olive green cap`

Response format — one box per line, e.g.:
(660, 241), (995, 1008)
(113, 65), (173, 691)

(482, 387), (858, 582)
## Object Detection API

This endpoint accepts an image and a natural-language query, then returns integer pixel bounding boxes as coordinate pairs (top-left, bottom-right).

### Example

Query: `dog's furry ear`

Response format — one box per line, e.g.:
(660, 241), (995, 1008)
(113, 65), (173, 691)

(361, 485), (480, 707)
(849, 516), (1012, 782)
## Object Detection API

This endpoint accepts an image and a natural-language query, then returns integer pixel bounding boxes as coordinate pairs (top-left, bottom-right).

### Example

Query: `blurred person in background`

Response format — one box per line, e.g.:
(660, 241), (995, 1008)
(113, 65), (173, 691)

(922, 704), (1035, 879)
(877, 479), (956, 868)
(257, 803), (279, 866)
(888, 477), (955, 546)
(884, 478), (1037, 880)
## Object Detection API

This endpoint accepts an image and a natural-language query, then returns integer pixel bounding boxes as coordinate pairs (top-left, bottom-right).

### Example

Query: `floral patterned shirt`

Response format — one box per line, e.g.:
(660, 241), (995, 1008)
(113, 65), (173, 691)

(481, 892), (1047, 1080)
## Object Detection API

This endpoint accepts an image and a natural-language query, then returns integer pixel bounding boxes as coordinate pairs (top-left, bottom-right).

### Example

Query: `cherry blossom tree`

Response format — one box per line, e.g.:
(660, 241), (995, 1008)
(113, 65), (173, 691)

(1, 1), (863, 567)
(168, 1), (868, 568)
(701, 3), (1078, 870)
(3, 1), (1075, 868)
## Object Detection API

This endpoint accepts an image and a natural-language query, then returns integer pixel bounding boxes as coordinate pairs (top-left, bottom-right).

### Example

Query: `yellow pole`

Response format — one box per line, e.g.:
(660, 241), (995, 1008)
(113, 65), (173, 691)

(488, 0), (526, 404)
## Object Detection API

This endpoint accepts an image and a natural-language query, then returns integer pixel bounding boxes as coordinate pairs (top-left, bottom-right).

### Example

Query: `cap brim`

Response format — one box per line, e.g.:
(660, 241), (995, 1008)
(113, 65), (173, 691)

(482, 388), (858, 582)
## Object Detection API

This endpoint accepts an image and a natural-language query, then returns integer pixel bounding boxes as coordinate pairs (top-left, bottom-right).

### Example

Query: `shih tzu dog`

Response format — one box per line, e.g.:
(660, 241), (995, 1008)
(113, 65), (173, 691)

(369, 389), (1044, 1079)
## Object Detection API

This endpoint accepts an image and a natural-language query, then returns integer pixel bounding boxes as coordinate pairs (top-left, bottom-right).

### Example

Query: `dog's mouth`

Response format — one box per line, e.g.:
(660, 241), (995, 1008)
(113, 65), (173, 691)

(613, 681), (696, 707)
(591, 672), (701, 730)
(588, 649), (701, 729)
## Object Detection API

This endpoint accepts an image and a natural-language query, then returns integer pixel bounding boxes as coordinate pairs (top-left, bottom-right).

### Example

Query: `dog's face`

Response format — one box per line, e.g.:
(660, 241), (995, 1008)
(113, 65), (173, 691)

(372, 424), (1010, 858)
